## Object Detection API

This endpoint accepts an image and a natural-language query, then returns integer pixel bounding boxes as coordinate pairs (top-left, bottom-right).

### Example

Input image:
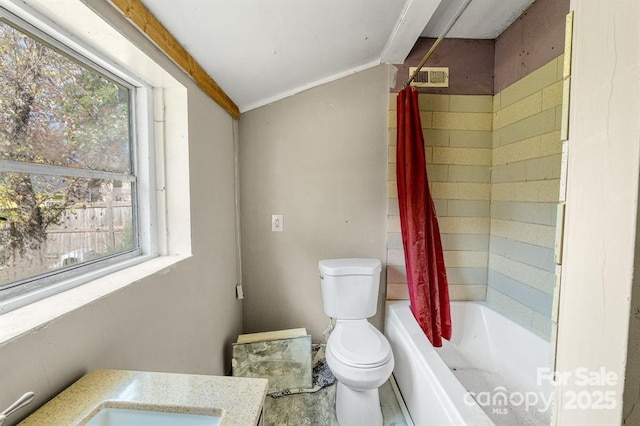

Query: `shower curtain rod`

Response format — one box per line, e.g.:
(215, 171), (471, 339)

(404, 0), (473, 87)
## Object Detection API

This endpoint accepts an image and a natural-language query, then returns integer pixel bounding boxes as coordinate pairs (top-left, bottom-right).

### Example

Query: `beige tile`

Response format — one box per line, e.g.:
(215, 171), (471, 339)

(489, 254), (554, 294)
(386, 249), (405, 266)
(431, 182), (491, 201)
(423, 129), (450, 147)
(491, 179), (560, 203)
(443, 250), (488, 268)
(449, 130), (492, 149)
(492, 129), (501, 148)
(387, 215), (401, 232)
(438, 217), (490, 234)
(498, 108), (557, 147)
(425, 147), (433, 163)
(493, 93), (501, 113)
(387, 181), (398, 198)
(555, 105), (563, 130)
(449, 95), (493, 113)
(493, 135), (542, 165)
(388, 146), (396, 163)
(386, 282), (409, 300)
(387, 162), (396, 181)
(490, 218), (556, 248)
(418, 94), (450, 112)
(388, 128), (397, 146)
(542, 80), (563, 111)
(432, 112), (492, 131)
(557, 54), (565, 80)
(386, 265), (406, 284)
(494, 92), (542, 130)
(449, 284), (487, 301)
(432, 147), (492, 166)
(420, 111), (433, 128)
(389, 93), (398, 111)
(540, 131), (562, 156)
(388, 111), (397, 128)
(500, 58), (559, 108)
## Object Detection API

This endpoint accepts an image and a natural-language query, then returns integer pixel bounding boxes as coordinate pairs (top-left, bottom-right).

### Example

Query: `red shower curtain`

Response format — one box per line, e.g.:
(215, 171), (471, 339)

(396, 86), (452, 347)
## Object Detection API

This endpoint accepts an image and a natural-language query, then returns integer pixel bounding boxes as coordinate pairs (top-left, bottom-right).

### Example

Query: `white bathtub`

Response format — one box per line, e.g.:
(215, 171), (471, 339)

(385, 300), (552, 426)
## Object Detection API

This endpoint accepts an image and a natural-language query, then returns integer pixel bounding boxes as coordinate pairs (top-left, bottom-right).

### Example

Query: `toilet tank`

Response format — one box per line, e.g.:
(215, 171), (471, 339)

(319, 258), (382, 319)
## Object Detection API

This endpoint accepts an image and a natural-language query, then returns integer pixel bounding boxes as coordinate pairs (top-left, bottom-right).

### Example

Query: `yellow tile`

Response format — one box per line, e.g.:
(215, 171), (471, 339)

(494, 92), (542, 130)
(497, 108), (557, 147)
(388, 162), (396, 180)
(491, 179), (560, 203)
(542, 80), (563, 111)
(425, 147), (433, 163)
(388, 128), (397, 146)
(449, 130), (492, 148)
(387, 181), (398, 198)
(388, 146), (396, 163)
(432, 112), (492, 131)
(490, 219), (556, 248)
(388, 111), (397, 128)
(492, 130), (501, 148)
(431, 182), (491, 201)
(540, 131), (562, 156)
(500, 59), (559, 108)
(449, 285), (487, 301)
(449, 95), (493, 113)
(433, 147), (492, 166)
(555, 105), (563, 131)
(389, 93), (398, 111)
(423, 129), (450, 147)
(439, 217), (490, 234)
(493, 93), (502, 113)
(420, 111), (433, 128)
(557, 54), (565, 80)
(493, 135), (541, 165)
(443, 250), (488, 268)
(418, 94), (449, 112)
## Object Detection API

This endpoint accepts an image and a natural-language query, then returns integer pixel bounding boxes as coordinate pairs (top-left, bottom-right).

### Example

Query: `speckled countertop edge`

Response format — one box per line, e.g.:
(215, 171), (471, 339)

(20, 370), (268, 425)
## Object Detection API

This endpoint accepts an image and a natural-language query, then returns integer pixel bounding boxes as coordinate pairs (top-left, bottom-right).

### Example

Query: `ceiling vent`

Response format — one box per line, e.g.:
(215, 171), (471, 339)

(409, 67), (449, 87)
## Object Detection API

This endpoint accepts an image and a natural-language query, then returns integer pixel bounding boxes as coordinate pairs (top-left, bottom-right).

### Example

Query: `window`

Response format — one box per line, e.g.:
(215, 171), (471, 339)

(0, 9), (152, 306)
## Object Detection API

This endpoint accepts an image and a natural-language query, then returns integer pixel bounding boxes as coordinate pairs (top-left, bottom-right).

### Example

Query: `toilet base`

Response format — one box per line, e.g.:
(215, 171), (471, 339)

(335, 381), (383, 426)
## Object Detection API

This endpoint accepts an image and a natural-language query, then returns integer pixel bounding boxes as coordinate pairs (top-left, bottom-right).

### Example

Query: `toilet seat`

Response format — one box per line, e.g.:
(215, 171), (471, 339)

(329, 320), (392, 368)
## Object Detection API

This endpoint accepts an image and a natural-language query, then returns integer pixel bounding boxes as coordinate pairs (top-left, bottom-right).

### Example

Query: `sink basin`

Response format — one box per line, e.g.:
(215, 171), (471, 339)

(84, 407), (221, 426)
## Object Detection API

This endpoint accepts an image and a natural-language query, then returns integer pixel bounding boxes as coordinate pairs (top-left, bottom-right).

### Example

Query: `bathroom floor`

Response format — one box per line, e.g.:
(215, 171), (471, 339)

(263, 377), (410, 426)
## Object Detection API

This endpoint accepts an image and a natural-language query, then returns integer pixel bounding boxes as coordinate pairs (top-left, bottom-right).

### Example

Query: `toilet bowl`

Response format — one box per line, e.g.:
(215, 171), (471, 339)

(319, 258), (394, 426)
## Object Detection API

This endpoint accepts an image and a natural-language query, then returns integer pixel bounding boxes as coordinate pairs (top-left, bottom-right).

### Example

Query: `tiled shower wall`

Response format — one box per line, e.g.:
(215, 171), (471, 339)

(487, 56), (564, 339)
(386, 94), (493, 301)
(386, 57), (562, 340)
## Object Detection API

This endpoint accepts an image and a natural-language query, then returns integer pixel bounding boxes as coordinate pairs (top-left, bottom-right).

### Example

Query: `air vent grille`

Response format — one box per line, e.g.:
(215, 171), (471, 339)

(409, 67), (449, 87)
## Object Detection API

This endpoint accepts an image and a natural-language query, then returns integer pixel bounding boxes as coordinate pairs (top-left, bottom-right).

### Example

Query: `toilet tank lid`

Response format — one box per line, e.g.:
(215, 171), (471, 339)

(319, 258), (381, 275)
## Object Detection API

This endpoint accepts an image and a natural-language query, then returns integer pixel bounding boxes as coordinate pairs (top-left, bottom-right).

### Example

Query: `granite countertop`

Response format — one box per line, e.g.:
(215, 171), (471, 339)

(20, 369), (268, 425)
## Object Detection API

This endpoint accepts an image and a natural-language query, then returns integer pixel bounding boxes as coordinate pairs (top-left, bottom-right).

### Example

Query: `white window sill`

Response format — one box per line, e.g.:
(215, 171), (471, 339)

(0, 255), (189, 345)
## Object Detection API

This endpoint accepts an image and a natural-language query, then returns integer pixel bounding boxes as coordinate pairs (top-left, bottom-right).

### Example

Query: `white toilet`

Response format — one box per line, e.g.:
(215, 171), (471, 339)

(319, 258), (394, 426)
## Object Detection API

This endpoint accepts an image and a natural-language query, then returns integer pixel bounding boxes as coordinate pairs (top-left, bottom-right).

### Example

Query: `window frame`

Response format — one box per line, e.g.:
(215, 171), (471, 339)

(0, 6), (159, 313)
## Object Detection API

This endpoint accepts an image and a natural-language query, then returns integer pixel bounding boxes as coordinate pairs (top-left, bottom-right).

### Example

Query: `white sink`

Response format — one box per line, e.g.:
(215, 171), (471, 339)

(84, 407), (221, 426)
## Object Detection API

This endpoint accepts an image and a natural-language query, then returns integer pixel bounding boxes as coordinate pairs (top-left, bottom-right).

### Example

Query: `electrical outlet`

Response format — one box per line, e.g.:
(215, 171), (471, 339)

(272, 214), (283, 232)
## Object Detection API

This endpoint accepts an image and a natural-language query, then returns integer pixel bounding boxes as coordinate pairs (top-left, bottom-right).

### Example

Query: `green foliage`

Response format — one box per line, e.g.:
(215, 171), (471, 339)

(0, 21), (130, 259)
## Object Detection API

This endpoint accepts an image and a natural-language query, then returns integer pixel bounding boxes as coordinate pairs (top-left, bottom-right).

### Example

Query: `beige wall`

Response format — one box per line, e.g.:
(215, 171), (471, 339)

(386, 94), (493, 301)
(239, 65), (390, 340)
(553, 0), (640, 424)
(0, 2), (242, 423)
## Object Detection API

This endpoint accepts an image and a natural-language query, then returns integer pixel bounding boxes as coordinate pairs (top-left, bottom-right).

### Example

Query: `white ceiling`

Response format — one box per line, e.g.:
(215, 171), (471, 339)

(140, 0), (535, 113)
